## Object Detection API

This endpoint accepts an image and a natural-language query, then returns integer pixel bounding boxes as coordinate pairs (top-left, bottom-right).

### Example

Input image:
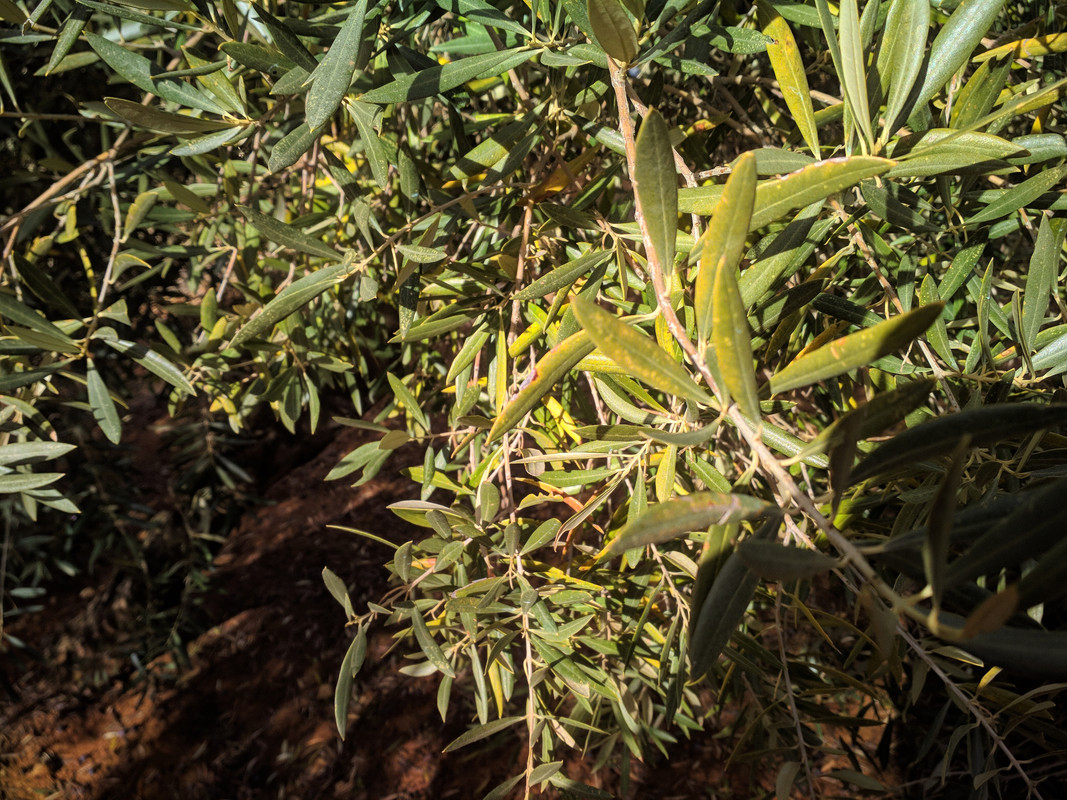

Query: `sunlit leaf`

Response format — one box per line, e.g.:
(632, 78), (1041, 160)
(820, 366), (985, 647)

(571, 297), (713, 407)
(305, 0), (367, 131)
(757, 0), (819, 155)
(606, 492), (767, 554)
(913, 0), (1006, 111)
(768, 304), (942, 395)
(587, 0), (638, 63)
(634, 109), (678, 275)
(86, 358), (122, 444)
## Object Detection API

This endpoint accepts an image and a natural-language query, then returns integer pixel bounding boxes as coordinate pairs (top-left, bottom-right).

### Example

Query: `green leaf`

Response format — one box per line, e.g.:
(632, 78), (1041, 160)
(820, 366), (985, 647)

(104, 97), (233, 134)
(607, 492), (767, 554)
(514, 250), (613, 301)
(305, 0), (367, 131)
(571, 297), (713, 407)
(268, 123), (320, 173)
(407, 603), (455, 677)
(0, 473), (64, 493)
(695, 151), (755, 343)
(634, 109), (677, 276)
(387, 372), (431, 432)
(219, 41), (295, 75)
(837, 0), (873, 149)
(850, 404), (1067, 485)
(887, 129), (1023, 178)
(334, 626), (367, 739)
(443, 716), (524, 752)
(85, 33), (225, 115)
(0, 292), (79, 350)
(969, 165), (1067, 226)
(360, 49), (535, 104)
(229, 261), (358, 348)
(925, 436), (969, 611)
(768, 304), (943, 395)
(913, 0), (1006, 112)
(737, 539), (837, 582)
(937, 613), (1067, 680)
(249, 2), (319, 72)
(171, 126), (247, 157)
(689, 548), (758, 678)
(711, 251), (760, 421)
(877, 0), (929, 140)
(758, 0), (819, 155)
(12, 254), (81, 318)
(102, 338), (195, 396)
(918, 276), (954, 366)
(45, 4), (89, 76)
(0, 442), (76, 467)
(237, 205), (337, 258)
(587, 0), (638, 62)
(86, 359), (122, 444)
(1022, 217), (1067, 357)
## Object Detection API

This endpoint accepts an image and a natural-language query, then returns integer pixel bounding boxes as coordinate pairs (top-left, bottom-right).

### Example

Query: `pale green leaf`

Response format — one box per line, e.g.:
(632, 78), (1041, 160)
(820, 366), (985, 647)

(913, 0), (1006, 111)
(711, 252), (760, 421)
(634, 109), (678, 276)
(360, 49), (535, 104)
(86, 359), (122, 444)
(877, 0), (929, 140)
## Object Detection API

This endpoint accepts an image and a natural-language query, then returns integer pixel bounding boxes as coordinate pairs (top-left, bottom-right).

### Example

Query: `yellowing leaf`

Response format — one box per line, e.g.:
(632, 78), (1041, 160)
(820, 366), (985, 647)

(711, 254), (760, 421)
(571, 297), (713, 407)
(768, 303), (943, 395)
(694, 151), (755, 344)
(758, 0), (819, 155)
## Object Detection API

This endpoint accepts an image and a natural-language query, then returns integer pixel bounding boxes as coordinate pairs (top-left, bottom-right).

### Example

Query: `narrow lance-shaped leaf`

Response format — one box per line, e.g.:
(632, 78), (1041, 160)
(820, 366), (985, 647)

(0, 292), (78, 349)
(359, 49), (535, 104)
(1022, 217), (1067, 357)
(695, 151), (755, 343)
(237, 205), (337, 259)
(102, 338), (195, 396)
(838, 0), (873, 150)
(768, 303), (943, 395)
(967, 165), (1067, 226)
(850, 404), (1067, 486)
(334, 626), (367, 739)
(681, 157), (894, 226)
(738, 539), (837, 582)
(712, 256), (760, 421)
(408, 604), (456, 677)
(571, 297), (713, 407)
(634, 109), (678, 277)
(912, 0), (1006, 112)
(877, 0), (929, 142)
(487, 331), (595, 443)
(305, 0), (367, 131)
(606, 492), (768, 554)
(229, 261), (359, 348)
(587, 0), (638, 63)
(86, 358), (122, 445)
(926, 436), (969, 613)
(757, 0), (819, 155)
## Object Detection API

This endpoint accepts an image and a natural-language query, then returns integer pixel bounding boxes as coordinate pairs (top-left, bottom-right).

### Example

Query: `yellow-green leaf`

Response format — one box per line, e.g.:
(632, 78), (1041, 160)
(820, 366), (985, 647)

(607, 492), (767, 554)
(571, 297), (713, 407)
(758, 0), (819, 155)
(679, 157), (893, 226)
(768, 303), (943, 395)
(488, 331), (595, 442)
(837, 0), (873, 149)
(634, 109), (678, 276)
(587, 0), (638, 62)
(695, 151), (755, 344)
(711, 255), (760, 421)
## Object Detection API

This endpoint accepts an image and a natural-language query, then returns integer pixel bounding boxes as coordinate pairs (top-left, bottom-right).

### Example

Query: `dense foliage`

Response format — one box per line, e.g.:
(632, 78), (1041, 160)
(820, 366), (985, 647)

(3, 0), (1067, 795)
